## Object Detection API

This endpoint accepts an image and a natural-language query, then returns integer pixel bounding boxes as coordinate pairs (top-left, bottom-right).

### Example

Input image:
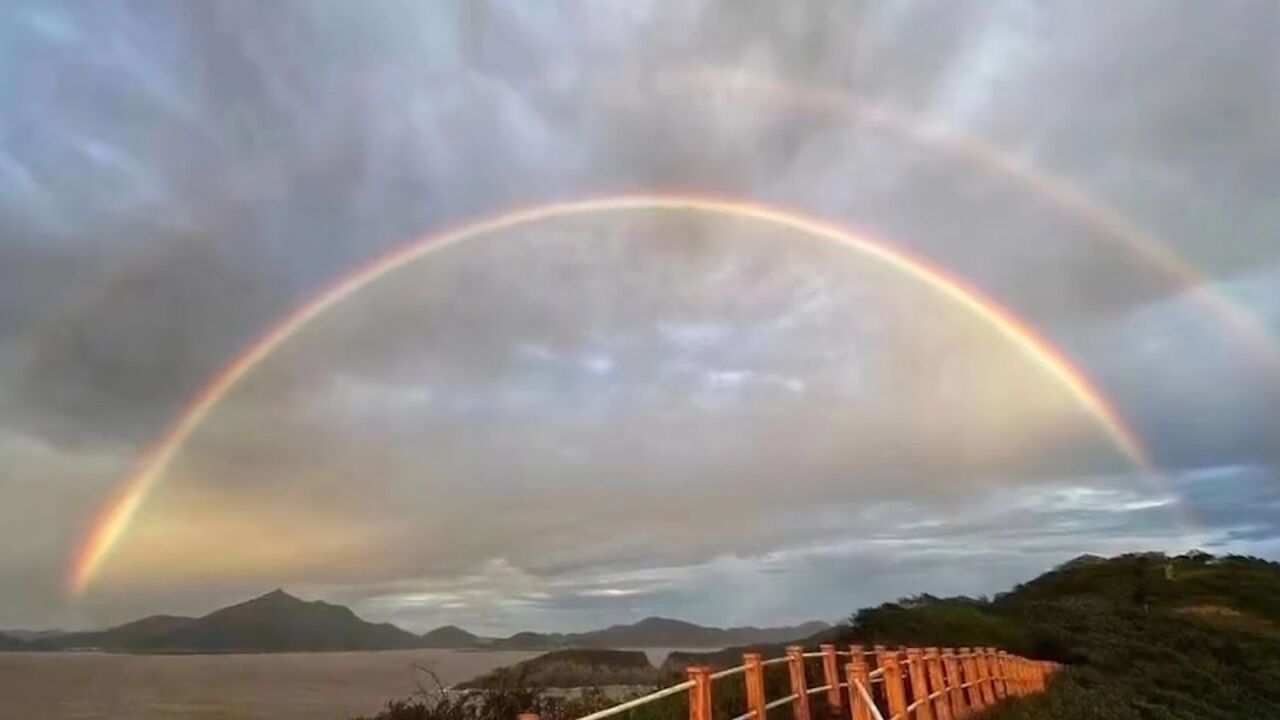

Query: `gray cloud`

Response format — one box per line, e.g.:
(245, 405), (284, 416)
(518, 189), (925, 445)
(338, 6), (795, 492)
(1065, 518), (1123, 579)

(315, 466), (1280, 633)
(1, 0), (1278, 630)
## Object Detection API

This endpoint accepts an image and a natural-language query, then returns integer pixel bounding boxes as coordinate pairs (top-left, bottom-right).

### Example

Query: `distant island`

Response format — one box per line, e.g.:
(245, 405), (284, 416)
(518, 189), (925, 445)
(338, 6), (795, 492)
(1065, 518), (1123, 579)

(0, 590), (827, 654)
(458, 649), (665, 689)
(421, 616), (830, 651)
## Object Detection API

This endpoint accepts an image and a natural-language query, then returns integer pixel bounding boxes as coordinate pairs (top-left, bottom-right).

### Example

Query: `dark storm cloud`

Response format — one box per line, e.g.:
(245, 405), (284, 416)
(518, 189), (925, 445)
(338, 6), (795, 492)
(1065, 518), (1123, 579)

(1, 0), (1278, 629)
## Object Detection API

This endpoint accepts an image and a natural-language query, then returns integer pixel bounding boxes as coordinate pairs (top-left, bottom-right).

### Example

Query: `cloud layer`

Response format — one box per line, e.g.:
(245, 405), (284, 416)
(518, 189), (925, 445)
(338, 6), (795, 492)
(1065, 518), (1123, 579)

(0, 0), (1277, 630)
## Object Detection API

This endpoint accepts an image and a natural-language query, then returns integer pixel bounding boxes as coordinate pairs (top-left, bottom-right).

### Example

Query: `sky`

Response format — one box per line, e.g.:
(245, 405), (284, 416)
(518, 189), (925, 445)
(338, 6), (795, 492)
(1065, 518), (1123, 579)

(1, 0), (1278, 635)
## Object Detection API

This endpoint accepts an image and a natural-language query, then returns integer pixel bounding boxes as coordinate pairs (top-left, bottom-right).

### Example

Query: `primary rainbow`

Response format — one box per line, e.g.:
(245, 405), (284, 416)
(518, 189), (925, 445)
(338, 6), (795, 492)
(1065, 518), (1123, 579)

(68, 194), (1153, 595)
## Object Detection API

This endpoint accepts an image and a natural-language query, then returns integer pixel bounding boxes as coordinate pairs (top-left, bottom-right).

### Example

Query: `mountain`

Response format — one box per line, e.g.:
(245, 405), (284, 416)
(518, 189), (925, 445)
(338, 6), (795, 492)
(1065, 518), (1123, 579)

(38, 614), (196, 651)
(0, 632), (27, 650)
(494, 631), (564, 649)
(18, 590), (825, 654)
(1051, 553), (1107, 572)
(420, 625), (485, 648)
(459, 649), (661, 689)
(576, 617), (722, 647)
(43, 590), (422, 653)
(486, 616), (829, 649)
(725, 620), (830, 644)
(0, 629), (64, 642)
(154, 589), (424, 652)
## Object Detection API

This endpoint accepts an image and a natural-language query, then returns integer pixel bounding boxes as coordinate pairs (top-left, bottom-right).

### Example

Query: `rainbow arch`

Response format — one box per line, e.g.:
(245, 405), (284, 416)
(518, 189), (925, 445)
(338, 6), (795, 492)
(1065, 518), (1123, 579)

(68, 194), (1153, 595)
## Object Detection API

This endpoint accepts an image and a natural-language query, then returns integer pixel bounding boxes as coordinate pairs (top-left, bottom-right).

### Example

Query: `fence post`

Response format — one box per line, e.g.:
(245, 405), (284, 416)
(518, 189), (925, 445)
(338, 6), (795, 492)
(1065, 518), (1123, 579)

(985, 649), (1005, 700)
(906, 648), (934, 720)
(989, 651), (1004, 699)
(847, 648), (873, 720)
(973, 648), (995, 707)
(959, 648), (983, 712)
(876, 648), (908, 720)
(942, 649), (967, 718)
(924, 648), (952, 720)
(745, 653), (768, 720)
(688, 665), (713, 720)
(821, 644), (843, 714)
(787, 645), (812, 720)
(988, 649), (1003, 702)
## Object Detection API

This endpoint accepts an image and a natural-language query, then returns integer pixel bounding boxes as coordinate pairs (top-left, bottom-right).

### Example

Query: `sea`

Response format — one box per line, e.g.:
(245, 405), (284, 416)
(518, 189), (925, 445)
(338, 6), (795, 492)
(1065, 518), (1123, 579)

(0, 648), (693, 720)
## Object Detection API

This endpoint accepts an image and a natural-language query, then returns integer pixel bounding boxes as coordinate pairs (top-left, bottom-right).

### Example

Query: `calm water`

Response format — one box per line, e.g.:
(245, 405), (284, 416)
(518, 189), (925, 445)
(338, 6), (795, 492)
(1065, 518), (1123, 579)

(0, 649), (542, 720)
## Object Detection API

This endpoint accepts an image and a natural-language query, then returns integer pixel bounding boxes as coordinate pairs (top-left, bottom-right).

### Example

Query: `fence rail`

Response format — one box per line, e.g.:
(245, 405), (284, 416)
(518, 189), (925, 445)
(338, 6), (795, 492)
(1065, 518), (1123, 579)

(518, 644), (1057, 720)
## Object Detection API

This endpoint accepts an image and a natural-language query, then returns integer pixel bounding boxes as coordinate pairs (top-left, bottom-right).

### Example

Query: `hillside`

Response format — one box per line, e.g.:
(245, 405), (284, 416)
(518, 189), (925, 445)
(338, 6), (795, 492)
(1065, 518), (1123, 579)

(421, 625), (487, 648)
(658, 552), (1280, 718)
(567, 617), (719, 647)
(0, 629), (64, 642)
(486, 617), (828, 650)
(0, 632), (27, 650)
(155, 589), (424, 652)
(725, 620), (830, 645)
(37, 614), (196, 651)
(41, 591), (422, 653)
(838, 552), (1280, 719)
(570, 617), (828, 648)
(458, 649), (663, 689)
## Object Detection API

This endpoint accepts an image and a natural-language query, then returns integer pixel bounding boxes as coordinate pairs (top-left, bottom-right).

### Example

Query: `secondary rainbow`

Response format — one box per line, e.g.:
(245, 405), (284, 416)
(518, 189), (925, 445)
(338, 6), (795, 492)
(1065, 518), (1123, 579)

(670, 69), (1280, 377)
(68, 194), (1154, 595)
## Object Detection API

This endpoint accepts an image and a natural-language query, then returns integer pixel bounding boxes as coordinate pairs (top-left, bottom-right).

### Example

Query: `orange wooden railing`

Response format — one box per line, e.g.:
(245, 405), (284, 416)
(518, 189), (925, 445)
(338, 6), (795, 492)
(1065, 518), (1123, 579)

(519, 644), (1057, 720)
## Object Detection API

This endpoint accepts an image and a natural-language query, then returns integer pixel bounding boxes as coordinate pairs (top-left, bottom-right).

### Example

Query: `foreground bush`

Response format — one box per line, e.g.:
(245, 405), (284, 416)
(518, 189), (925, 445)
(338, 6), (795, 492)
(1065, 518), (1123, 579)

(354, 685), (592, 720)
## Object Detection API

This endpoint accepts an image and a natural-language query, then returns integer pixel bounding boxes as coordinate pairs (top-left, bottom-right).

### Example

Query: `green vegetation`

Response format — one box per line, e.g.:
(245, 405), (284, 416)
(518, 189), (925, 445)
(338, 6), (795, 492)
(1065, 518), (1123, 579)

(357, 551), (1280, 720)
(838, 551), (1280, 719)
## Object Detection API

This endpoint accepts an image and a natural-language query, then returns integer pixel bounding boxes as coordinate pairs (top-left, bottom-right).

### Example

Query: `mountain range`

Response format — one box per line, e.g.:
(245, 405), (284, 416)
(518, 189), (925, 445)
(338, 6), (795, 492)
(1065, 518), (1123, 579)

(17, 590), (423, 653)
(421, 617), (829, 649)
(0, 628), (64, 641)
(2, 590), (826, 653)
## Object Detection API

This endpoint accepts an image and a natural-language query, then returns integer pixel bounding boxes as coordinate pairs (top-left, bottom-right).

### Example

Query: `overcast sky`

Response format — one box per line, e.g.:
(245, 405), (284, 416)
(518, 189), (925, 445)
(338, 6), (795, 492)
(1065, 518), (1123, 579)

(1, 0), (1279, 634)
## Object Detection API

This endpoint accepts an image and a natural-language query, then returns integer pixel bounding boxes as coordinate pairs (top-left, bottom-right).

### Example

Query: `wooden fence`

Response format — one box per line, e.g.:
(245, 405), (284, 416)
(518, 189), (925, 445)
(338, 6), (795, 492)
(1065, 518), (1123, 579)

(519, 644), (1057, 720)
